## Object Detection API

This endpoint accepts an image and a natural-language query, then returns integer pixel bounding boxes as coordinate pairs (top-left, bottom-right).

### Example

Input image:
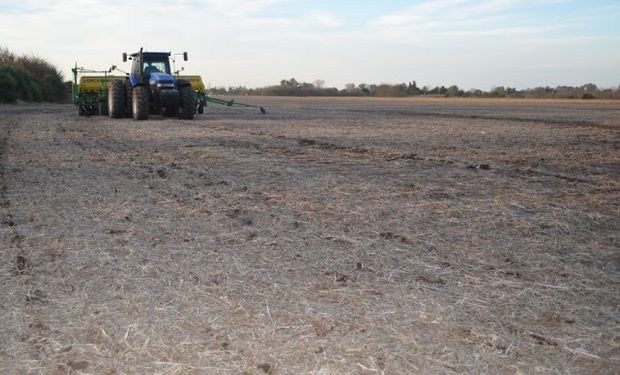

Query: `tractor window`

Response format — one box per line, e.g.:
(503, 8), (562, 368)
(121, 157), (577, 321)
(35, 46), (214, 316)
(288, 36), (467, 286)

(143, 61), (167, 74)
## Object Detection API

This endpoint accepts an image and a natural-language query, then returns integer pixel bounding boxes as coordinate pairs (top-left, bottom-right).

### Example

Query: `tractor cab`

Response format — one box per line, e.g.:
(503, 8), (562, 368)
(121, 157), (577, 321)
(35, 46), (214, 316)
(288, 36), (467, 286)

(124, 51), (172, 82)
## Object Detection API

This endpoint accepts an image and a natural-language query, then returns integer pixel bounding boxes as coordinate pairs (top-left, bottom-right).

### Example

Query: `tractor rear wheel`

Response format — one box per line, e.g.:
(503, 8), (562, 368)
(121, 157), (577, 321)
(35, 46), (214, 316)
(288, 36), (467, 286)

(98, 101), (108, 116)
(108, 80), (126, 118)
(178, 84), (195, 119)
(132, 86), (149, 120)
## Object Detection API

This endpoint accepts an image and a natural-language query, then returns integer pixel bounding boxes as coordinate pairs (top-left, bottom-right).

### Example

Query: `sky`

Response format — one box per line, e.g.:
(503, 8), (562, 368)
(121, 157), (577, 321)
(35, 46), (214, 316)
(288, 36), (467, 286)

(0, 0), (619, 90)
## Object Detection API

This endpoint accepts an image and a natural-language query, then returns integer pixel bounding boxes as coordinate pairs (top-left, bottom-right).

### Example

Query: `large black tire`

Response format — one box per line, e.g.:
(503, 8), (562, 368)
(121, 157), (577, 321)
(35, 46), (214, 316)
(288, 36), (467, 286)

(108, 80), (126, 118)
(132, 86), (149, 120)
(98, 101), (108, 116)
(178, 82), (195, 120)
(125, 84), (133, 118)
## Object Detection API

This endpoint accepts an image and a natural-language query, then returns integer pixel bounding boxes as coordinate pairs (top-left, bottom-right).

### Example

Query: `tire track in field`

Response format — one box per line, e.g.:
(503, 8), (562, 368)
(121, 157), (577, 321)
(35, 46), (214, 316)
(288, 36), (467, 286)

(0, 112), (61, 366)
(0, 117), (18, 245)
(0, 120), (12, 218)
(347, 108), (620, 129)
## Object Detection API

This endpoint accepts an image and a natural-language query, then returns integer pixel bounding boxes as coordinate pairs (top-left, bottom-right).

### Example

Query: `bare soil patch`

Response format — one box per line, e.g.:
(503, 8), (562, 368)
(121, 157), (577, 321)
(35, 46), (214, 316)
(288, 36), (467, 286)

(1, 97), (619, 373)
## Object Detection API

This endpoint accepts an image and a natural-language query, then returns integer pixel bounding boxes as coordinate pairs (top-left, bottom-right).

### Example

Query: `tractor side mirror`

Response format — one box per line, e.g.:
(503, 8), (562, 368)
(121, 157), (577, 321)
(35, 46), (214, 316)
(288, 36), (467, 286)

(122, 53), (127, 62)
(183, 52), (188, 61)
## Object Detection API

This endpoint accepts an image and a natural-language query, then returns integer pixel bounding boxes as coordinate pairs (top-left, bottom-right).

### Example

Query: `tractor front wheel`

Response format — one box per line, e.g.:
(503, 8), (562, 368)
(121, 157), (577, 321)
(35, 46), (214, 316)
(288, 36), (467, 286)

(132, 86), (149, 120)
(108, 80), (126, 118)
(178, 85), (195, 120)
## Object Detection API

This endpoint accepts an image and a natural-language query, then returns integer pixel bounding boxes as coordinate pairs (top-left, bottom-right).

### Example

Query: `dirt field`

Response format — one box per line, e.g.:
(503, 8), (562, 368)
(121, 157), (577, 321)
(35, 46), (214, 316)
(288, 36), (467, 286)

(1, 97), (618, 374)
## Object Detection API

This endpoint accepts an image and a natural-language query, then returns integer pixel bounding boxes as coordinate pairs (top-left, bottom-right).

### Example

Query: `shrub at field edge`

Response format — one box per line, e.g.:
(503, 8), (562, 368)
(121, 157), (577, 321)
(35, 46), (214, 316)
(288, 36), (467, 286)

(0, 46), (66, 103)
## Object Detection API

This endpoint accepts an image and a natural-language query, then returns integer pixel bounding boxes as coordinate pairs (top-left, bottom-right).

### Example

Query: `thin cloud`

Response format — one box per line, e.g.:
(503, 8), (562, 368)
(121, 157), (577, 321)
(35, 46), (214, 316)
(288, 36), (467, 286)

(310, 11), (343, 28)
(371, 0), (470, 27)
(371, 0), (573, 28)
(202, 0), (290, 16)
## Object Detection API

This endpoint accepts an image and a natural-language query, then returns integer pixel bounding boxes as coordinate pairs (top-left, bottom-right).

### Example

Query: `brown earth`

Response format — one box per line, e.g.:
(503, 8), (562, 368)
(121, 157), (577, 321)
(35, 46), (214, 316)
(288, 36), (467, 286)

(0, 97), (619, 374)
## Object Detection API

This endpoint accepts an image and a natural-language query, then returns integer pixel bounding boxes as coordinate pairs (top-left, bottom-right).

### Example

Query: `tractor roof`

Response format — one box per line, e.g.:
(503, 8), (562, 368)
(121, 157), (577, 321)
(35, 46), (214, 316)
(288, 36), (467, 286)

(130, 52), (171, 58)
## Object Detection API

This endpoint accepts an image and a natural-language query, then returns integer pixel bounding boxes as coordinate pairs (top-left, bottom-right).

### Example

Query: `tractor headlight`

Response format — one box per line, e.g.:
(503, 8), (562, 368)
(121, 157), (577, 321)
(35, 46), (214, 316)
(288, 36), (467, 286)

(157, 83), (175, 89)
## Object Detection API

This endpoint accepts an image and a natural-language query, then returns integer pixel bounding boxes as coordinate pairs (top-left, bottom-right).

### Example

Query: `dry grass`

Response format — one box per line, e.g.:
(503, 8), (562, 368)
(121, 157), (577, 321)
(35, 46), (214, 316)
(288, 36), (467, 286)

(0, 97), (619, 374)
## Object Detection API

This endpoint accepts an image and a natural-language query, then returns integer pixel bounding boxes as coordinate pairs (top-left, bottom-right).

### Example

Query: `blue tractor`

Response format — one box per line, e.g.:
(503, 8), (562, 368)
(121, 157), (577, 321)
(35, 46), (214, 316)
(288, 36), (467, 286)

(108, 48), (195, 120)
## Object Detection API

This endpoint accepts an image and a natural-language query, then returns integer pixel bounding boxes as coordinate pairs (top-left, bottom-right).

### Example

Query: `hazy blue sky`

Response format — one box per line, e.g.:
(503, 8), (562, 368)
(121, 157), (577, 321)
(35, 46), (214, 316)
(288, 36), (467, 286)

(1, 0), (618, 89)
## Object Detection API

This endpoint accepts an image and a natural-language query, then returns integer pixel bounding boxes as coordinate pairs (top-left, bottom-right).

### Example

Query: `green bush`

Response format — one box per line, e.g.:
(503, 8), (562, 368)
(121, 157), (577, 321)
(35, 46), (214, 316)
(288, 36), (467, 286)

(0, 46), (66, 103)
(0, 68), (18, 102)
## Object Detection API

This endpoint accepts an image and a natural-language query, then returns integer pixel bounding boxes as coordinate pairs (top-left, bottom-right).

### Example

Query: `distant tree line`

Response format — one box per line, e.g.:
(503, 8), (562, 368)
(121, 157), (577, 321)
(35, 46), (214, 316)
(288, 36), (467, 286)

(0, 47), (66, 103)
(211, 79), (620, 100)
